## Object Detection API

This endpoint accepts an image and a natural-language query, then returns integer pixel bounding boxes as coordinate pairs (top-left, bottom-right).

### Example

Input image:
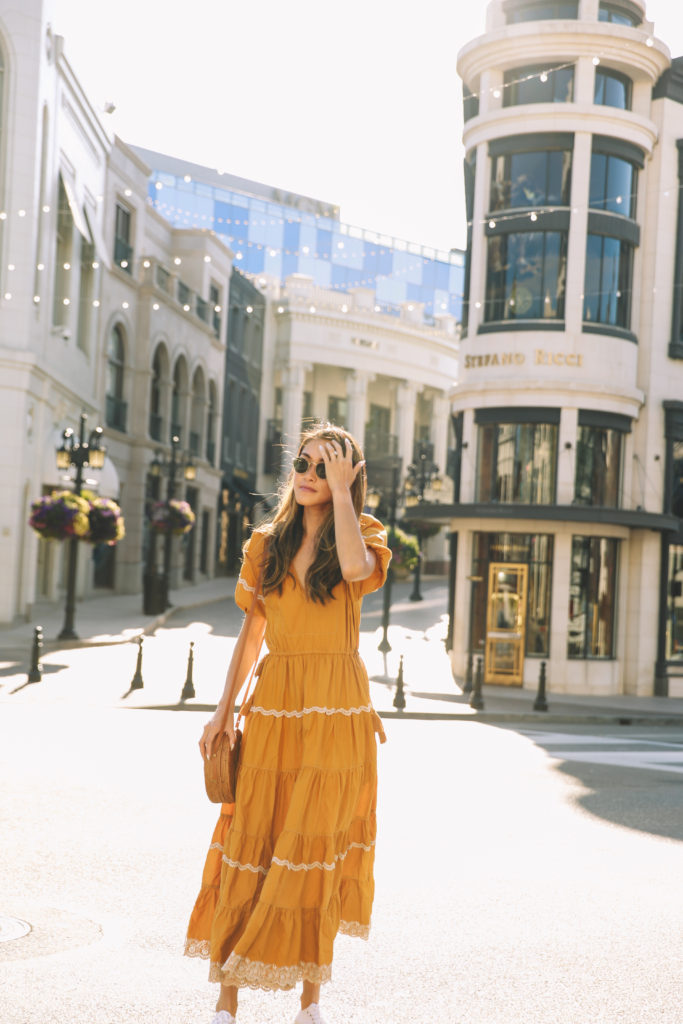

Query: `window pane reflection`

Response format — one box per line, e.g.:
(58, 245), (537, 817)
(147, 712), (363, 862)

(667, 544), (683, 662)
(583, 234), (633, 328)
(589, 153), (637, 217)
(568, 536), (618, 658)
(491, 149), (572, 211)
(594, 69), (632, 110)
(486, 231), (567, 321)
(477, 422), (558, 504)
(504, 65), (574, 106)
(574, 426), (623, 506)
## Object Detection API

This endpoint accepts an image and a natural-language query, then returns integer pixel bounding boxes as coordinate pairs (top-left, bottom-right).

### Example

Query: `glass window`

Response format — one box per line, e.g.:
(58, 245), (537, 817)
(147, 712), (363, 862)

(568, 537), (618, 658)
(589, 152), (637, 218)
(594, 68), (632, 110)
(574, 426), (623, 506)
(472, 532), (554, 657)
(486, 230), (567, 321)
(477, 422), (558, 504)
(508, 2), (578, 22)
(107, 326), (125, 399)
(599, 3), (640, 26)
(583, 234), (633, 329)
(490, 149), (572, 212)
(673, 441), (683, 518)
(328, 396), (348, 426)
(114, 202), (133, 272)
(504, 65), (574, 106)
(666, 544), (683, 662)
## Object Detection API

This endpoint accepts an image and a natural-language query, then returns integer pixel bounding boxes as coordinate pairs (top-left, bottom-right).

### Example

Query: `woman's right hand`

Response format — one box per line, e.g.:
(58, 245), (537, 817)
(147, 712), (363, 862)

(199, 707), (236, 761)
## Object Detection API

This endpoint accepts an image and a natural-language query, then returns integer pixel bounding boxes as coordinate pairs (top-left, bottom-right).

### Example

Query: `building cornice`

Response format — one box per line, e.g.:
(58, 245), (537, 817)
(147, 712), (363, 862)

(449, 381), (645, 416)
(415, 502), (678, 533)
(457, 21), (670, 85)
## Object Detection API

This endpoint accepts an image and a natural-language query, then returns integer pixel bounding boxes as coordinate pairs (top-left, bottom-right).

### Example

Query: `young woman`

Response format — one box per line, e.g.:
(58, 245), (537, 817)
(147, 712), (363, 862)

(186, 424), (391, 1024)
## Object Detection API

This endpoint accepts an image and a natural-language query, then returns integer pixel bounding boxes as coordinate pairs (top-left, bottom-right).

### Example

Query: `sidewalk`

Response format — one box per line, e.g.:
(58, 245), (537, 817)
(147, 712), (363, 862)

(2, 575), (683, 726)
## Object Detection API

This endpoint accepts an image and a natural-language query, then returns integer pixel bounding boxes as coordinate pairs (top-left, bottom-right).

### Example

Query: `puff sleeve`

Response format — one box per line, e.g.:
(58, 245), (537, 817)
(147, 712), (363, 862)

(235, 529), (268, 614)
(354, 513), (392, 597)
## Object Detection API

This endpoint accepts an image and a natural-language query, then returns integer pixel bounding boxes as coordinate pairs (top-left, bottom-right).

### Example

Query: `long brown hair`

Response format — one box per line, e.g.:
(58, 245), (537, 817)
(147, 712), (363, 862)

(259, 422), (366, 603)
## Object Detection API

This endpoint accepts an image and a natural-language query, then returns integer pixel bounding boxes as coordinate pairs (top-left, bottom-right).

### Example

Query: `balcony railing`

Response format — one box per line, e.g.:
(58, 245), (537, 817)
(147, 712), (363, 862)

(149, 412), (163, 441)
(177, 280), (192, 308)
(114, 237), (134, 273)
(106, 394), (128, 433)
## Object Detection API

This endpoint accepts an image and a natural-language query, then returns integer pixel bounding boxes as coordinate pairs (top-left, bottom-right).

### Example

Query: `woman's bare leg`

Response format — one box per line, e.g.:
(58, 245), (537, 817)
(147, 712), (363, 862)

(301, 980), (321, 1010)
(216, 984), (238, 1016)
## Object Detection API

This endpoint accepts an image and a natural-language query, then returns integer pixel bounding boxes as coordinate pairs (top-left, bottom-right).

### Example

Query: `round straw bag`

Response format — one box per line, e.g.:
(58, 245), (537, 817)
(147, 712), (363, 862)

(204, 727), (243, 804)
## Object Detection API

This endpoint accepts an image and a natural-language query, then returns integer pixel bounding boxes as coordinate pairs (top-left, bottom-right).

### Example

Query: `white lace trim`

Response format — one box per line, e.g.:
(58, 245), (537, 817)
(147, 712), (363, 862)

(209, 842), (224, 853)
(184, 937), (211, 959)
(237, 578), (265, 603)
(250, 703), (373, 719)
(214, 953), (332, 991)
(222, 840), (375, 876)
(339, 919), (371, 940)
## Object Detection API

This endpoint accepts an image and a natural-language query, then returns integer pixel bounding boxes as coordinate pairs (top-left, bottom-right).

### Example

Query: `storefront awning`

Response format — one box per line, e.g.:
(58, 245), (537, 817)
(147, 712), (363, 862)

(61, 173), (92, 244)
(83, 206), (112, 270)
(416, 502), (680, 533)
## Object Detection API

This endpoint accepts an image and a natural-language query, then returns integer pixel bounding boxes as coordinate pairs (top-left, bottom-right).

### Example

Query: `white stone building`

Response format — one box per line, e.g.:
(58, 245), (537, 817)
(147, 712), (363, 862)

(0, 1), (230, 625)
(436, 0), (683, 696)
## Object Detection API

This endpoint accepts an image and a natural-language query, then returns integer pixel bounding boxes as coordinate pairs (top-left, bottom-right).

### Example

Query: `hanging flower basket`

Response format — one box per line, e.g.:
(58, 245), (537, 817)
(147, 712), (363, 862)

(149, 499), (195, 536)
(87, 497), (126, 546)
(28, 490), (91, 541)
(387, 525), (420, 575)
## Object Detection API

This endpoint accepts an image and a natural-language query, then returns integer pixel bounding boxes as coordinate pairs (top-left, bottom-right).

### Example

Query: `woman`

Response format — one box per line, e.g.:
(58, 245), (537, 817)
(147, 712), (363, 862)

(185, 424), (391, 1024)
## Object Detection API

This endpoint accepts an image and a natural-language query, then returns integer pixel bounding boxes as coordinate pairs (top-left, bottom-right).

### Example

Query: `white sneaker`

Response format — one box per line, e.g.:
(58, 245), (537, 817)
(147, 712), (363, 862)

(294, 1004), (327, 1024)
(210, 1012), (236, 1024)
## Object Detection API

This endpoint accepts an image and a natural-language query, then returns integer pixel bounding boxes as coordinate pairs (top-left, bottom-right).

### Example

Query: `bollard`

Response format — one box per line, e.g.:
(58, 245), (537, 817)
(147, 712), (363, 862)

(463, 651), (473, 694)
(180, 641), (196, 701)
(533, 660), (549, 712)
(393, 654), (406, 712)
(129, 636), (145, 691)
(27, 626), (43, 684)
(469, 655), (485, 710)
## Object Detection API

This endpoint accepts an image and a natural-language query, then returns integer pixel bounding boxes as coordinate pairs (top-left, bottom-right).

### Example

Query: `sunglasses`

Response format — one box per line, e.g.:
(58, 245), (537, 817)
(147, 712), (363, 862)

(293, 455), (327, 479)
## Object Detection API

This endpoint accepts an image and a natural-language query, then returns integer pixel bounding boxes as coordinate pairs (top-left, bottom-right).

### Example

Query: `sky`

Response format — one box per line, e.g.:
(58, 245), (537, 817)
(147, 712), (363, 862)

(52, 0), (683, 254)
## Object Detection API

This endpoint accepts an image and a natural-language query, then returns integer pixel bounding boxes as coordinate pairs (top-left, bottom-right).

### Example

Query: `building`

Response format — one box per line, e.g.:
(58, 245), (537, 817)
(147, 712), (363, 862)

(433, 0), (683, 696)
(0, 2), (230, 624)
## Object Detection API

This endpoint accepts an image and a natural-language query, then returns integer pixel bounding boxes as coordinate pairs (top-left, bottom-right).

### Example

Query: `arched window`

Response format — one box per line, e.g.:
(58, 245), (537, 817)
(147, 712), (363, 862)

(206, 380), (217, 464)
(106, 325), (127, 431)
(190, 367), (205, 456)
(171, 357), (188, 442)
(149, 346), (167, 441)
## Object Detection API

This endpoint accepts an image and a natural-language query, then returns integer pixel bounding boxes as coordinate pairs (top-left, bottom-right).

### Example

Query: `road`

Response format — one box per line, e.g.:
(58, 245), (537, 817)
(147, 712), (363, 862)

(1, 590), (683, 1024)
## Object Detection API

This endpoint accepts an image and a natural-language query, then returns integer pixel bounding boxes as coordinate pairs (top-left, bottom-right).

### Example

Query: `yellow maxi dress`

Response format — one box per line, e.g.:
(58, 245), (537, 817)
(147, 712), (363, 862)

(185, 513), (391, 991)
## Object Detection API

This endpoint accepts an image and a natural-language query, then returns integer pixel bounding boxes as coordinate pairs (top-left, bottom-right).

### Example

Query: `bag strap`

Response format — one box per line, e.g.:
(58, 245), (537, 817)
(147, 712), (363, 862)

(235, 547), (266, 728)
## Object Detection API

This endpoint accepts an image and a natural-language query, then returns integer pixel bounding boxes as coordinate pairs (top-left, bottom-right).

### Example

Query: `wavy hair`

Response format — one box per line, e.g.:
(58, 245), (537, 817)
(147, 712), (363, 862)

(258, 422), (366, 604)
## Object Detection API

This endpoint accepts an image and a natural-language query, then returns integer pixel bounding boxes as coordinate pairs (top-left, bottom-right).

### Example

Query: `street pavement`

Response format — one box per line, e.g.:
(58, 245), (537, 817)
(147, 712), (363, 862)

(2, 578), (683, 1024)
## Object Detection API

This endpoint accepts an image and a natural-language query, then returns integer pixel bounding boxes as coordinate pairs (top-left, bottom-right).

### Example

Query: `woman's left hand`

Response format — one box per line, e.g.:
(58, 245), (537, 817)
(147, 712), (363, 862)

(319, 438), (364, 495)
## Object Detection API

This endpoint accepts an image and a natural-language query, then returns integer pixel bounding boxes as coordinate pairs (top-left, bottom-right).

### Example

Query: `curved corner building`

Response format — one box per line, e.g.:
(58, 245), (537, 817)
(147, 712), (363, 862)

(445, 0), (683, 696)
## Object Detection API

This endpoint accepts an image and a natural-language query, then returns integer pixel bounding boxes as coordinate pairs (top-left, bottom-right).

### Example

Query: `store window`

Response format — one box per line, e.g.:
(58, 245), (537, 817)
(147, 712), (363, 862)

(490, 149), (572, 211)
(667, 545), (683, 662)
(504, 65), (574, 106)
(574, 425), (623, 507)
(506, 1), (578, 22)
(472, 532), (554, 657)
(594, 68), (632, 110)
(106, 325), (127, 432)
(583, 234), (634, 329)
(568, 536), (618, 658)
(589, 152), (637, 218)
(486, 230), (567, 322)
(598, 2), (641, 26)
(477, 420), (558, 504)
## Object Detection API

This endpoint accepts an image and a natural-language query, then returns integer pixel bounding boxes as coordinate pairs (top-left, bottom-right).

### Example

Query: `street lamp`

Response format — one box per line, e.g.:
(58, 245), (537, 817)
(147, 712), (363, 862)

(147, 435), (196, 611)
(404, 441), (442, 602)
(56, 413), (106, 640)
(365, 453), (403, 654)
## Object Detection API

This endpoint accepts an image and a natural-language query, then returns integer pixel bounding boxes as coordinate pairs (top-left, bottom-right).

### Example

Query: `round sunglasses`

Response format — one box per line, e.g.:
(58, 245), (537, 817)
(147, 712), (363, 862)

(292, 455), (327, 479)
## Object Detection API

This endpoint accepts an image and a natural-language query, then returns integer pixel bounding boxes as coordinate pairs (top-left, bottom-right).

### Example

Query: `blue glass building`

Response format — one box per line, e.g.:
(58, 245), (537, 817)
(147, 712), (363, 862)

(133, 146), (464, 320)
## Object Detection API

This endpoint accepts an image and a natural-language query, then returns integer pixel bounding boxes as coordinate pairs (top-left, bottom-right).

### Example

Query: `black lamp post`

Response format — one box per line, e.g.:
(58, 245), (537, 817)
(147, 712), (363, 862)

(148, 435), (196, 610)
(404, 441), (442, 602)
(56, 413), (106, 640)
(366, 454), (403, 654)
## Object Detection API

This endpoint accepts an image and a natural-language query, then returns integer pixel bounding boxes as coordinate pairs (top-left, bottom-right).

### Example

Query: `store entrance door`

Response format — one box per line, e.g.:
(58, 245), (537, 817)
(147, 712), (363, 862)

(485, 562), (528, 685)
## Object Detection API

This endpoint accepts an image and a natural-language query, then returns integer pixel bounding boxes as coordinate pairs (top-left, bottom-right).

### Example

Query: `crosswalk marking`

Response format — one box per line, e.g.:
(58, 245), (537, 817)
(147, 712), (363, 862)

(521, 731), (683, 776)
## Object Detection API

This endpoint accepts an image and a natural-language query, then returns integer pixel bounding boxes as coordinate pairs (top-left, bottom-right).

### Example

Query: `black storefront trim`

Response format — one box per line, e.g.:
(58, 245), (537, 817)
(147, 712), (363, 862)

(670, 143), (683, 360)
(414, 502), (679, 532)
(478, 320), (566, 334)
(586, 210), (640, 245)
(475, 407), (560, 425)
(653, 56), (683, 105)
(488, 133), (574, 157)
(591, 134), (645, 168)
(578, 409), (633, 433)
(485, 210), (570, 235)
(582, 323), (638, 344)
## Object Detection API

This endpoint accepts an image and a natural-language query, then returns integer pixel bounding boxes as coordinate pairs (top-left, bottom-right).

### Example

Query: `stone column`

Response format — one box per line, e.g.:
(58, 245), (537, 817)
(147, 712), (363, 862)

(430, 394), (452, 474)
(346, 370), (373, 447)
(395, 382), (420, 468)
(280, 361), (308, 472)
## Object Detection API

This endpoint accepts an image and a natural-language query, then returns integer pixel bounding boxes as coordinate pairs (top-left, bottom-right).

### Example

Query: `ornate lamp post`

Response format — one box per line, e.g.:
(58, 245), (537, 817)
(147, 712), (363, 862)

(56, 413), (106, 639)
(404, 441), (442, 602)
(366, 454), (403, 654)
(148, 435), (196, 610)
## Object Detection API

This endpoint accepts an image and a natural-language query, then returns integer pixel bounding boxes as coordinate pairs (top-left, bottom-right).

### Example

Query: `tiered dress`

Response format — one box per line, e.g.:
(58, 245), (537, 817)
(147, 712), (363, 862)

(185, 513), (391, 991)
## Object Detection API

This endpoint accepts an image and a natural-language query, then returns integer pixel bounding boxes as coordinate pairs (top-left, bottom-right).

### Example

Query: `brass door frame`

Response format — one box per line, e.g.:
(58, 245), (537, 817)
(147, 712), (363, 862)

(484, 562), (528, 685)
